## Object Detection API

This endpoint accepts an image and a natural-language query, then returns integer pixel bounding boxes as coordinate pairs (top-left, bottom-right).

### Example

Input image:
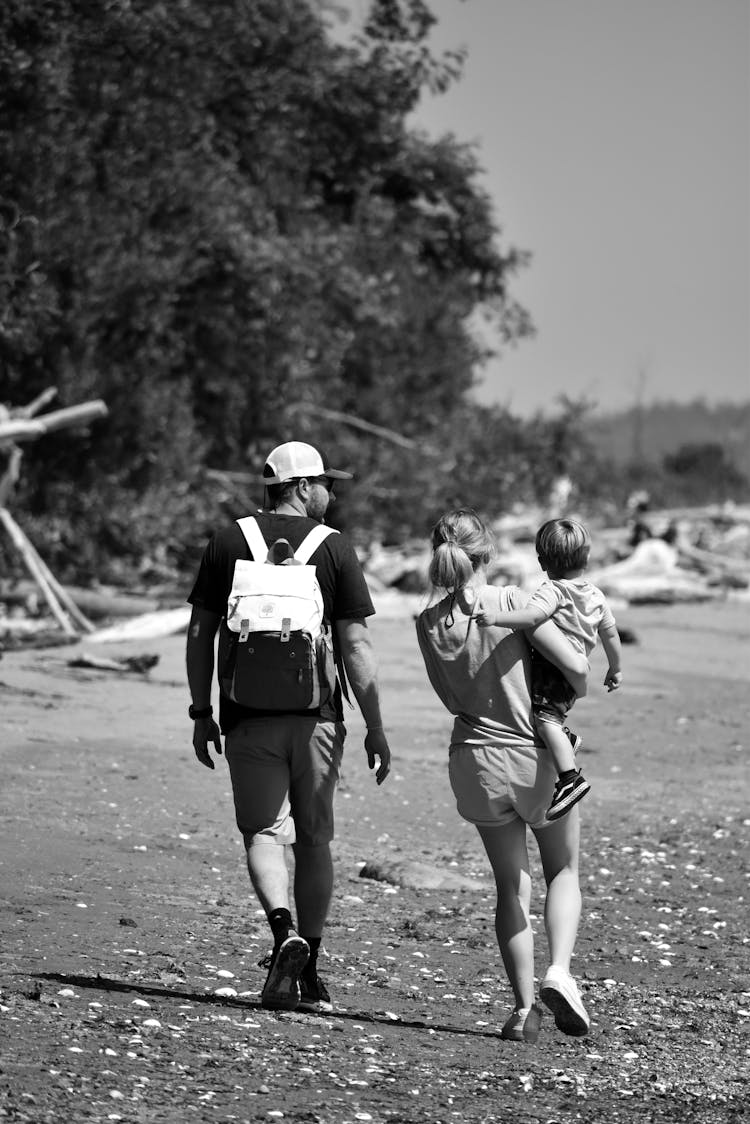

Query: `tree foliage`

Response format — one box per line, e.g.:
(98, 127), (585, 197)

(0, 0), (540, 578)
(2, 2), (744, 586)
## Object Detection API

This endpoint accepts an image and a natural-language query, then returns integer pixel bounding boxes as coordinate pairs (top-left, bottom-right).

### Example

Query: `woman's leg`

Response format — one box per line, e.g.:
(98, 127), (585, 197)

(532, 808), (582, 972)
(476, 819), (535, 1011)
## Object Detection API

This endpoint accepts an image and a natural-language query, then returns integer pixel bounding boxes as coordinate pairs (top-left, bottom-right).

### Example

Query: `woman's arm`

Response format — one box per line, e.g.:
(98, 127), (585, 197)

(527, 619), (589, 697)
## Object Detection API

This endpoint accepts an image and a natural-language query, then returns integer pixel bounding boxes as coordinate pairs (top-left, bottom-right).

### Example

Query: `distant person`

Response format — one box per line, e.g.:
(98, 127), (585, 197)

(627, 491), (652, 549)
(186, 441), (391, 1013)
(416, 509), (592, 1043)
(476, 518), (623, 820)
(661, 521), (679, 546)
(629, 517), (652, 549)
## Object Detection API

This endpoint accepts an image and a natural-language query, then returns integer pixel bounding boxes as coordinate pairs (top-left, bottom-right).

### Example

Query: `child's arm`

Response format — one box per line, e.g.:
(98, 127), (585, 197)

(477, 584), (558, 630)
(599, 619), (623, 691)
(476, 602), (551, 629)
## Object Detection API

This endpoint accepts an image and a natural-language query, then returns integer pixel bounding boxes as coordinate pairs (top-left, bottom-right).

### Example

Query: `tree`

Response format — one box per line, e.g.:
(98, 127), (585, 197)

(662, 442), (748, 505)
(0, 0), (532, 577)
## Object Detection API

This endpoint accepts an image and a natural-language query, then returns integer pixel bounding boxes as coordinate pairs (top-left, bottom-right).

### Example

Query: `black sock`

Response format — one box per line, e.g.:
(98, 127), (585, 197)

(559, 769), (578, 784)
(268, 907), (294, 945)
(300, 936), (321, 974)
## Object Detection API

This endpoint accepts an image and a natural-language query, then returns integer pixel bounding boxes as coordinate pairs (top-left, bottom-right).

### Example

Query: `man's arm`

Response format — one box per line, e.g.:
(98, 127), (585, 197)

(527, 620), (590, 698)
(186, 605), (223, 769)
(334, 617), (391, 785)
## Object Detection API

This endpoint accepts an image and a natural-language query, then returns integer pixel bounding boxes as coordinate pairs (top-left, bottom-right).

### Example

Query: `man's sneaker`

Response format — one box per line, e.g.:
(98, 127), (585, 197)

(500, 1003), (543, 1043)
(540, 966), (590, 1036)
(546, 770), (591, 821)
(259, 931), (309, 1011)
(298, 966), (333, 1013)
(564, 726), (582, 753)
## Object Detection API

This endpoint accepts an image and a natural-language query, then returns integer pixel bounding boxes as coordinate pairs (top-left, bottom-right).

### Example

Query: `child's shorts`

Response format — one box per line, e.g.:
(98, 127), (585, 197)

(531, 649), (577, 727)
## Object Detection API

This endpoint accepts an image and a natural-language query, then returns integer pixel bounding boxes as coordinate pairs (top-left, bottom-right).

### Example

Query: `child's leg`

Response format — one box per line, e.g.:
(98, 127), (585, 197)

(536, 717), (577, 775)
(536, 713), (590, 821)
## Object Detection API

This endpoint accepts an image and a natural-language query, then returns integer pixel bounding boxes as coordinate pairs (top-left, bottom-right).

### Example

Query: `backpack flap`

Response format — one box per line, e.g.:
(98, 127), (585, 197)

(226, 560), (324, 635)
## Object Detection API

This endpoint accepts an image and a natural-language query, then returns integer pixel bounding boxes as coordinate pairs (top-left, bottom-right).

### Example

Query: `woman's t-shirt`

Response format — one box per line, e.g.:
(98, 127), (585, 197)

(416, 584), (540, 748)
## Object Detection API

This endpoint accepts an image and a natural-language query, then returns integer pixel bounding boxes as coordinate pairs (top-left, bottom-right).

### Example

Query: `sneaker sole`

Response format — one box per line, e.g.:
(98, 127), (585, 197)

(297, 996), (334, 1014)
(261, 937), (310, 1011)
(546, 780), (591, 821)
(540, 982), (589, 1037)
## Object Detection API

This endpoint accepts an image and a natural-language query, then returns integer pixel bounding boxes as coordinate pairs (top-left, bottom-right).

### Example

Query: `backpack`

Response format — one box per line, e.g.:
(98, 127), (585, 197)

(218, 516), (338, 712)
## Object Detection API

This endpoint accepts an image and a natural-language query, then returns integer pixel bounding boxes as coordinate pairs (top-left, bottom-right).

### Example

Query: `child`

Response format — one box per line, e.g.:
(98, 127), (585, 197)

(477, 518), (622, 820)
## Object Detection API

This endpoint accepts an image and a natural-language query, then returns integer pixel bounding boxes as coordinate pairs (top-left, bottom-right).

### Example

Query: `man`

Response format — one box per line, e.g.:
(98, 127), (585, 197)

(186, 440), (391, 1013)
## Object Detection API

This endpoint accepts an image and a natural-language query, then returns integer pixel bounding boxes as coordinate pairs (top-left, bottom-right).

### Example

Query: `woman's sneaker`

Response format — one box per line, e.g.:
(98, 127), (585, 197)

(546, 770), (590, 820)
(500, 1003), (543, 1043)
(259, 932), (309, 1011)
(540, 966), (590, 1036)
(298, 965), (332, 1013)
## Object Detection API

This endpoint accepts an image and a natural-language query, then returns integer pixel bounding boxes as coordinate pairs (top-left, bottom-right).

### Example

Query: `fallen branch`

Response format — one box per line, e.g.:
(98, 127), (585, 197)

(1, 582), (164, 620)
(289, 404), (436, 453)
(68, 653), (160, 674)
(16, 387), (58, 419)
(86, 606), (192, 643)
(677, 542), (750, 574)
(0, 400), (108, 444)
(0, 508), (80, 635)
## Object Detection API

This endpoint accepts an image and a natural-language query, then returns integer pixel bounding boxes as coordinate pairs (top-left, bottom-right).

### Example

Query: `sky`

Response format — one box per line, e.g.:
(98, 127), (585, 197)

(334, 0), (750, 417)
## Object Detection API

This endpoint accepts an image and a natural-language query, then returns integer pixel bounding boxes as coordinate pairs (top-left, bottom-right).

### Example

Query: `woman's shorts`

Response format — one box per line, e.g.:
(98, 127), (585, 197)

(448, 740), (557, 830)
(225, 715), (345, 848)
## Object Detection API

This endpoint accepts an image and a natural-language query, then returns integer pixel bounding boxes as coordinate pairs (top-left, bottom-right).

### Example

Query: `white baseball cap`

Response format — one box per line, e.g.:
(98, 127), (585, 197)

(258, 441), (353, 485)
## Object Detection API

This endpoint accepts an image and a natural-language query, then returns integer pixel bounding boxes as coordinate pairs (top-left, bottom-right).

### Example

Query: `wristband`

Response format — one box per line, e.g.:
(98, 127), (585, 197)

(189, 704), (213, 720)
(366, 725), (383, 732)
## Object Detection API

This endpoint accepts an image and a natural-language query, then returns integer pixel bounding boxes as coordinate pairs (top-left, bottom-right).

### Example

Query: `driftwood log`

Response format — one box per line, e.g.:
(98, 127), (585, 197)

(0, 401), (108, 445)
(1, 389), (108, 639)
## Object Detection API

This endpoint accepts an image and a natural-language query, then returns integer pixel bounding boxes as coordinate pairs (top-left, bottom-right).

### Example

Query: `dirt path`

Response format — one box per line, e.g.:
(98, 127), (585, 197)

(1, 599), (748, 1122)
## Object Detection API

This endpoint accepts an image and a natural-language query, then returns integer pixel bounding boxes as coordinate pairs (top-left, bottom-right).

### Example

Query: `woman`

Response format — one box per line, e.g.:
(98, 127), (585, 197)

(415, 509), (591, 1043)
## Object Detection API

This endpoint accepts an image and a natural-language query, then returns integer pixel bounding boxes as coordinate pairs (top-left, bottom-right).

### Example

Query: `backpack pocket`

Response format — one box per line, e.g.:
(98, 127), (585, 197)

(220, 629), (318, 710)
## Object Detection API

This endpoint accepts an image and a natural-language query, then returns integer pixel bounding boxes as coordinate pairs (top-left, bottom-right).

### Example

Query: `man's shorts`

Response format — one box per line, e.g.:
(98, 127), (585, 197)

(448, 739), (557, 830)
(225, 716), (345, 848)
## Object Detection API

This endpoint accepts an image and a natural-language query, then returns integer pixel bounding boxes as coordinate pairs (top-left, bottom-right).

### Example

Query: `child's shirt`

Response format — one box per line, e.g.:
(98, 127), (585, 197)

(527, 578), (615, 657)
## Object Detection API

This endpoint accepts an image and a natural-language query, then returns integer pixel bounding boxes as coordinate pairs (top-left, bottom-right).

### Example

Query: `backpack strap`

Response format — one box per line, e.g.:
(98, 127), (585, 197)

(293, 524), (338, 565)
(236, 516), (269, 562)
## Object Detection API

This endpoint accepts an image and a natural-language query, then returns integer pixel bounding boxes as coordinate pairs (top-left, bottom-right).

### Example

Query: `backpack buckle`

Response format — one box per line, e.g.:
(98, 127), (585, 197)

(280, 617), (291, 642)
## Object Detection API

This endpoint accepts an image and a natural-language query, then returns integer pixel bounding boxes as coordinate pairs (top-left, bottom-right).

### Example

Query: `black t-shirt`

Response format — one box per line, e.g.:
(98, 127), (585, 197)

(188, 512), (375, 732)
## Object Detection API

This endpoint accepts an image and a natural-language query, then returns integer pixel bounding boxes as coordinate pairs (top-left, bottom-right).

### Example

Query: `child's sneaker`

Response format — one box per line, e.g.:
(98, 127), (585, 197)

(564, 726), (582, 752)
(546, 770), (590, 820)
(259, 931), (309, 1010)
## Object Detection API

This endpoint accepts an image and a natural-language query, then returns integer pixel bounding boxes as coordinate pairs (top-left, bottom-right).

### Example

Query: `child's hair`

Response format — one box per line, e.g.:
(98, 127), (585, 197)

(535, 518), (591, 575)
(429, 509), (495, 591)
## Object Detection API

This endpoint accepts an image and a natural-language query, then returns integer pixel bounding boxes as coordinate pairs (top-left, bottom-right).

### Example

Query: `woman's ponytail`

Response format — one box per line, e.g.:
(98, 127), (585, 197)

(428, 508), (495, 592)
(428, 539), (474, 592)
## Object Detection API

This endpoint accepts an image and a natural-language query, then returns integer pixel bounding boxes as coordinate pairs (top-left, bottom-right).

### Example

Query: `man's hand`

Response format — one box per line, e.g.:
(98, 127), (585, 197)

(604, 668), (623, 692)
(192, 716), (223, 769)
(365, 728), (391, 786)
